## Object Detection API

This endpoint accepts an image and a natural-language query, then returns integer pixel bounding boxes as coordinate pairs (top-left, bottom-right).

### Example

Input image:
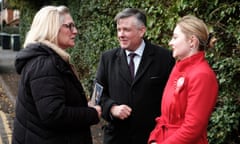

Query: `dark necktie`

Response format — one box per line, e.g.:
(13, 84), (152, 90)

(129, 53), (136, 79)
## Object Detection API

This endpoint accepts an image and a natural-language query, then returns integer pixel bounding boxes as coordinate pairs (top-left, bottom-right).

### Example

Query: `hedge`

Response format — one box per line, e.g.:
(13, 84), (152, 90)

(8, 0), (240, 143)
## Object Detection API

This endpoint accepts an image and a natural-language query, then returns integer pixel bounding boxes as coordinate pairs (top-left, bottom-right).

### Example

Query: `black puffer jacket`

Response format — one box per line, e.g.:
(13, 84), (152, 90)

(12, 42), (99, 144)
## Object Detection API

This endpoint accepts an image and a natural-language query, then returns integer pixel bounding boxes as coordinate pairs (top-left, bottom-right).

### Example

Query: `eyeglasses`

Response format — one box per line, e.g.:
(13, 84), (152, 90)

(62, 23), (76, 32)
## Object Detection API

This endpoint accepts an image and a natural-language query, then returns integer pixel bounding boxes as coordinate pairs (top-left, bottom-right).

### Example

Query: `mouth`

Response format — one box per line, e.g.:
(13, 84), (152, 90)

(120, 39), (128, 43)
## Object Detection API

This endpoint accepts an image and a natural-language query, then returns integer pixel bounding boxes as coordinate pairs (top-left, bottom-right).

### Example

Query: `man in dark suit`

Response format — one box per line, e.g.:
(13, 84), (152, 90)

(95, 8), (175, 144)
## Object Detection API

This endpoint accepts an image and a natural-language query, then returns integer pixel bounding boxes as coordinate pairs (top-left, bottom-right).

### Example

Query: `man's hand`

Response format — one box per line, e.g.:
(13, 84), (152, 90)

(110, 104), (132, 120)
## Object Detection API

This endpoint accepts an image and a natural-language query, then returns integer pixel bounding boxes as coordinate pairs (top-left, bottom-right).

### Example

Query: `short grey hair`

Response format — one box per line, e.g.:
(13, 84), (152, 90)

(114, 8), (147, 27)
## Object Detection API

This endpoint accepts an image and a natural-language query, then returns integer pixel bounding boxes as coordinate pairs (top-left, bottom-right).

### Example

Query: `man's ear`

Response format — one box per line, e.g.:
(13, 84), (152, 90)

(140, 26), (146, 38)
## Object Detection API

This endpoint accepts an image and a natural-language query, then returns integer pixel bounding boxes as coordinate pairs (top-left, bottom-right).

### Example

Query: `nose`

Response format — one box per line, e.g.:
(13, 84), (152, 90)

(118, 29), (125, 37)
(168, 39), (173, 46)
(72, 27), (78, 34)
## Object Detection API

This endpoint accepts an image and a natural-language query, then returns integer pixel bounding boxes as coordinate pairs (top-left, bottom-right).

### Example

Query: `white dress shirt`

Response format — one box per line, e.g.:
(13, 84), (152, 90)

(125, 40), (145, 76)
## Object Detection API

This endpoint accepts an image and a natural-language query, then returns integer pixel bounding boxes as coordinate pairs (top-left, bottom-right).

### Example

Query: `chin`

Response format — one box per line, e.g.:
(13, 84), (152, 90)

(120, 45), (127, 49)
(120, 42), (129, 48)
(68, 43), (75, 47)
(62, 45), (74, 49)
(172, 52), (177, 58)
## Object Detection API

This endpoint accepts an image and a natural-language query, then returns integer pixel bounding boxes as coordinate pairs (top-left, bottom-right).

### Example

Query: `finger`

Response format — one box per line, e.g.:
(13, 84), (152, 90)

(122, 105), (132, 112)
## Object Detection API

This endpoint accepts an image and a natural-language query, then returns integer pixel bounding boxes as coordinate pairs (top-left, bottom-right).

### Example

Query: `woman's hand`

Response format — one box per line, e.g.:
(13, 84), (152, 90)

(93, 105), (102, 119)
(88, 102), (102, 119)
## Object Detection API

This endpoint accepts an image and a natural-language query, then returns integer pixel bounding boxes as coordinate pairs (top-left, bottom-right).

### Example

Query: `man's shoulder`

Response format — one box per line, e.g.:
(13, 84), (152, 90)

(102, 47), (122, 56)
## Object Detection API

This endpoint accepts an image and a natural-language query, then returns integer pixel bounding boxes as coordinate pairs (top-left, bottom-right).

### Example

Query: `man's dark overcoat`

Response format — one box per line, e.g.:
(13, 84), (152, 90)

(96, 40), (175, 144)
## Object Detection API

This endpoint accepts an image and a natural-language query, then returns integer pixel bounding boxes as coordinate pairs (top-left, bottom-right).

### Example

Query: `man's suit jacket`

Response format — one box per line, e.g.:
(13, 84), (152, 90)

(96, 40), (175, 144)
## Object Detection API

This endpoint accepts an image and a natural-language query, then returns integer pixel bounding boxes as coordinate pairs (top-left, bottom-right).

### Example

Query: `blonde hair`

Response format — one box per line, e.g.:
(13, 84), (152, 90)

(23, 5), (69, 48)
(177, 15), (216, 51)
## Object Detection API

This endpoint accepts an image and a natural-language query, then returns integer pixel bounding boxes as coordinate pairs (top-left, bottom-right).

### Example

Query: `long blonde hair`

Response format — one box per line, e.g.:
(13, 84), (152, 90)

(23, 5), (69, 48)
(177, 15), (216, 51)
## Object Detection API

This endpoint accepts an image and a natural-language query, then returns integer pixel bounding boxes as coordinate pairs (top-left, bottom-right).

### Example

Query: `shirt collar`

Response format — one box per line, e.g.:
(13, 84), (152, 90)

(126, 40), (145, 57)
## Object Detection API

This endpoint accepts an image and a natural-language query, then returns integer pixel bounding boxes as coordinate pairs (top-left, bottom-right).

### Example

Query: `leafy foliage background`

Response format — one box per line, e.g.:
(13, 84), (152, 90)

(8, 0), (240, 143)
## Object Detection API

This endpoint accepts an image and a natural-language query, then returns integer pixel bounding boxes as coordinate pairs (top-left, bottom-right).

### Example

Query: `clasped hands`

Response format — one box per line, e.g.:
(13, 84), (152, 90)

(110, 104), (132, 120)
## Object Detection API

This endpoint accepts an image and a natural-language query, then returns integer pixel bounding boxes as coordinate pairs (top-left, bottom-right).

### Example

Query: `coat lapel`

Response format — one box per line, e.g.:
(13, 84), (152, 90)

(118, 49), (132, 84)
(133, 42), (154, 84)
(117, 41), (154, 85)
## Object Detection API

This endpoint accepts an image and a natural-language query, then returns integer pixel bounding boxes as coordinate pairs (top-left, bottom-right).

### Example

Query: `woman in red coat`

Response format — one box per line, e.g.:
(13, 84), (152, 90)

(148, 15), (218, 144)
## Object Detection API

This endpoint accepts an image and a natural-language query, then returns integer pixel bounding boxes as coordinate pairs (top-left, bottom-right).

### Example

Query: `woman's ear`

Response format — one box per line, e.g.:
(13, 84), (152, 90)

(190, 35), (199, 49)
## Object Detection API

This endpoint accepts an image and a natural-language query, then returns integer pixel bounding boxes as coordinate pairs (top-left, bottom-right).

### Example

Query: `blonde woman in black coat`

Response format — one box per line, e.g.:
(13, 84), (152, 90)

(12, 5), (101, 144)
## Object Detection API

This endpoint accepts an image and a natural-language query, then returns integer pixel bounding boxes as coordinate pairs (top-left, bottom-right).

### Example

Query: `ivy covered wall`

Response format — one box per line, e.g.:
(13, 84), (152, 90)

(8, 0), (240, 143)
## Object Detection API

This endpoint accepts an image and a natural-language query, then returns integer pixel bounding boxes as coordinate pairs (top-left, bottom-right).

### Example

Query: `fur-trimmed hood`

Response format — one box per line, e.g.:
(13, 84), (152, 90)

(15, 40), (72, 74)
(40, 40), (70, 63)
